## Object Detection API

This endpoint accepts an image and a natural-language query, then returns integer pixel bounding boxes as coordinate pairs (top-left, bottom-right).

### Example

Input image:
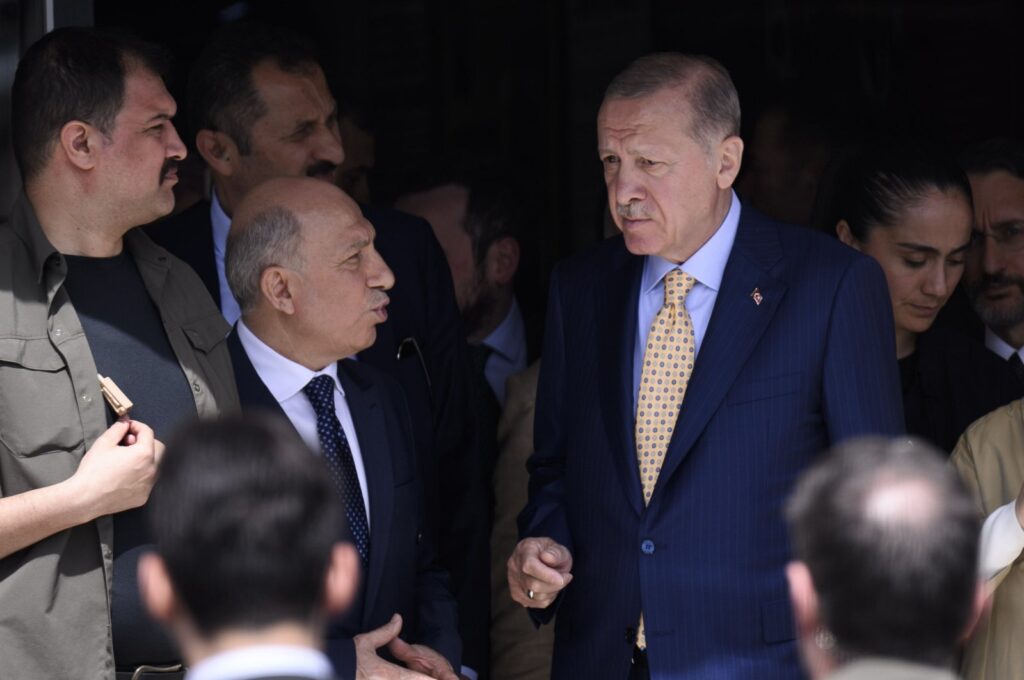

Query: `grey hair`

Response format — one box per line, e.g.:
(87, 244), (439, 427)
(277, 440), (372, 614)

(605, 52), (741, 147)
(226, 206), (304, 314)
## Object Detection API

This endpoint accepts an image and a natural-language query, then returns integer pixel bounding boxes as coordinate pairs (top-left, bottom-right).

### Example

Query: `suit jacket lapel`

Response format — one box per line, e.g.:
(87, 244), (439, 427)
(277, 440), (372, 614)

(598, 240), (646, 516)
(227, 327), (282, 412)
(337, 361), (394, 627)
(651, 211), (787, 502)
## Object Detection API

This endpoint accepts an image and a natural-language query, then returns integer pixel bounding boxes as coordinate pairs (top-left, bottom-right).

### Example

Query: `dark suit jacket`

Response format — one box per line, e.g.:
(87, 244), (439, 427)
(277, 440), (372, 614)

(227, 330), (460, 679)
(147, 201), (489, 672)
(900, 326), (1023, 452)
(519, 207), (904, 680)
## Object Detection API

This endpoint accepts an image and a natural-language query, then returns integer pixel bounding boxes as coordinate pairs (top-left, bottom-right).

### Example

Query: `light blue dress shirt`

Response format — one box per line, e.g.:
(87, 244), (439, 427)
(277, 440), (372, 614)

(186, 644), (333, 680)
(632, 192), (741, 407)
(210, 191), (243, 326)
(481, 297), (527, 407)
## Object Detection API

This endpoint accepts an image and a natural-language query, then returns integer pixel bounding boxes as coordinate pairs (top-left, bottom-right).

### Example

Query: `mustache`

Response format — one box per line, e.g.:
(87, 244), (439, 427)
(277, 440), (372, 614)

(306, 161), (339, 179)
(160, 159), (178, 182)
(369, 292), (390, 309)
(616, 202), (650, 220)
(973, 271), (1024, 291)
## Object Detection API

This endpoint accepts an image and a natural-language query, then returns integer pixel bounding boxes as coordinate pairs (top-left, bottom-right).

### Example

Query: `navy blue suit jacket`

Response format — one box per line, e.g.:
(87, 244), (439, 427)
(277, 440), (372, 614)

(147, 201), (490, 672)
(227, 330), (461, 679)
(519, 207), (904, 679)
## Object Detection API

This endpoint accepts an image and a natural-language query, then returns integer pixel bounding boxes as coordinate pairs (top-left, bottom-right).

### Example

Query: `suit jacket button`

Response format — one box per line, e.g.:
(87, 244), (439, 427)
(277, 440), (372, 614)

(641, 539), (655, 555)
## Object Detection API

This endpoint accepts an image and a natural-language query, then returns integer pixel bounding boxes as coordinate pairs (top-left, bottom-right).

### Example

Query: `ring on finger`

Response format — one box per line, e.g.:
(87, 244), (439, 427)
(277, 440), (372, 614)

(527, 589), (535, 600)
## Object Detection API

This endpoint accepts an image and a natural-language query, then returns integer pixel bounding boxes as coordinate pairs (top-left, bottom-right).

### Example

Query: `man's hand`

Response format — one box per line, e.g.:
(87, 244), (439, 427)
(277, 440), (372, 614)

(507, 537), (573, 608)
(69, 420), (164, 519)
(354, 614), (432, 680)
(389, 635), (458, 680)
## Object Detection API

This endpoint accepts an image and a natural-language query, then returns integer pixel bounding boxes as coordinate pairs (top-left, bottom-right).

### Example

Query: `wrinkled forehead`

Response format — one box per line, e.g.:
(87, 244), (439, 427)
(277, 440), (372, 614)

(303, 196), (373, 248)
(598, 87), (695, 140)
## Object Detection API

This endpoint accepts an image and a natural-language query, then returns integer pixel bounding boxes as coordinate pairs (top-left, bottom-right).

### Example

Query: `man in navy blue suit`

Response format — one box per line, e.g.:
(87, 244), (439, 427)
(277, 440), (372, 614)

(146, 24), (489, 677)
(509, 53), (904, 679)
(223, 177), (460, 680)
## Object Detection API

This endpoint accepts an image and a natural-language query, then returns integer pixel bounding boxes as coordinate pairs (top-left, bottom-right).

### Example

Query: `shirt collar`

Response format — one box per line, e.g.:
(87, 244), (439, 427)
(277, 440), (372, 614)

(186, 644), (333, 680)
(482, 297), (526, 362)
(210, 189), (231, 257)
(641, 190), (741, 295)
(237, 319), (344, 403)
(986, 326), (1023, 360)
(8, 192), (60, 284)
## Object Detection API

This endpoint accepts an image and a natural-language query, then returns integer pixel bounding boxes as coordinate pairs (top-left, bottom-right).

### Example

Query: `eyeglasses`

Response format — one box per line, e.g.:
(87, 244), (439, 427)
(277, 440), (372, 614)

(971, 223), (1024, 253)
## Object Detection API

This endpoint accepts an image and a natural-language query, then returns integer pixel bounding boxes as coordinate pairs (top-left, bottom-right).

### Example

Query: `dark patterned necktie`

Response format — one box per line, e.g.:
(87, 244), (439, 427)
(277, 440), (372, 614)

(303, 374), (370, 563)
(1010, 353), (1024, 386)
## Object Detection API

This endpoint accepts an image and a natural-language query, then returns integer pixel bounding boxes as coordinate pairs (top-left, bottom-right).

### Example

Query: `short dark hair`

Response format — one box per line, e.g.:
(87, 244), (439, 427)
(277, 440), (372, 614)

(786, 437), (980, 667)
(398, 162), (524, 265)
(960, 137), (1024, 181)
(825, 140), (972, 242)
(147, 414), (342, 635)
(604, 52), (741, 147)
(461, 174), (523, 265)
(188, 22), (318, 154)
(11, 27), (171, 182)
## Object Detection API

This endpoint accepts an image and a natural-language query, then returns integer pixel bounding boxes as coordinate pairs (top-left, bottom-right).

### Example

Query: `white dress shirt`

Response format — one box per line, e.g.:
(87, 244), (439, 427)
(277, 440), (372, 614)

(632, 191), (741, 406)
(985, 326), (1024, 363)
(980, 500), (1024, 580)
(237, 319), (371, 524)
(186, 644), (333, 680)
(480, 297), (527, 407)
(210, 191), (243, 326)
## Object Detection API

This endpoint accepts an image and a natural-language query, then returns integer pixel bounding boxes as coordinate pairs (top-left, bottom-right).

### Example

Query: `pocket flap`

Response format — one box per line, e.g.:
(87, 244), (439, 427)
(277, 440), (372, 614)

(727, 372), (802, 405)
(182, 313), (230, 353)
(761, 597), (796, 644)
(0, 337), (64, 371)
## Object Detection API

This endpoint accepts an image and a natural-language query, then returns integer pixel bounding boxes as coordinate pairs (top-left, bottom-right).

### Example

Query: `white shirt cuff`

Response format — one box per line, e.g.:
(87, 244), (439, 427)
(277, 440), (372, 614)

(979, 500), (1024, 580)
(461, 665), (478, 680)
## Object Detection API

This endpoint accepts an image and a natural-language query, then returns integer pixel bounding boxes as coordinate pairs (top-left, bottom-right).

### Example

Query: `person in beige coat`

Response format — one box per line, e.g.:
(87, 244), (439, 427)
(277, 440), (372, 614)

(490, 360), (554, 679)
(952, 398), (1024, 680)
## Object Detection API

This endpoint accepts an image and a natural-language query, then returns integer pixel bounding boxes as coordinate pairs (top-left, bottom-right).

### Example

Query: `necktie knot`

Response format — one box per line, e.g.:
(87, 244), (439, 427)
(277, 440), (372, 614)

(303, 374), (336, 416)
(664, 269), (697, 308)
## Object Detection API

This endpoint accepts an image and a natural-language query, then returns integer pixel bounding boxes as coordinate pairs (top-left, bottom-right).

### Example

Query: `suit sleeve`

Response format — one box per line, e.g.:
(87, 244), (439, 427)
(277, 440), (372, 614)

(325, 639), (357, 680)
(821, 254), (905, 441)
(517, 271), (574, 624)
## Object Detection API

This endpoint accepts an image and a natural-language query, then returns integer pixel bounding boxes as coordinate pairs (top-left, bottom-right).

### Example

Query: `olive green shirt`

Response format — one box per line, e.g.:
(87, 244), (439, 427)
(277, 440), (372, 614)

(0, 193), (240, 679)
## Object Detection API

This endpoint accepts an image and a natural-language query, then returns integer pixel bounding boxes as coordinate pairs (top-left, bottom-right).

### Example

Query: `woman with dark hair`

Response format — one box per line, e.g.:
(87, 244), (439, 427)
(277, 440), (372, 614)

(830, 142), (1018, 451)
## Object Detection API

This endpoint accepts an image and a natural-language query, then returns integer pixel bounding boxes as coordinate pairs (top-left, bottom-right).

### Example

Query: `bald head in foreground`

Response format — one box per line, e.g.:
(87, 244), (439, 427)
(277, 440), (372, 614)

(785, 437), (985, 680)
(228, 177), (393, 367)
(224, 177), (461, 680)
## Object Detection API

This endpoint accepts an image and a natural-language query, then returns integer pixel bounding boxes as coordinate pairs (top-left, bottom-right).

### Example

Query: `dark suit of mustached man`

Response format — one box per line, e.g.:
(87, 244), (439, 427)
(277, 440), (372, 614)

(223, 177), (461, 680)
(509, 53), (904, 680)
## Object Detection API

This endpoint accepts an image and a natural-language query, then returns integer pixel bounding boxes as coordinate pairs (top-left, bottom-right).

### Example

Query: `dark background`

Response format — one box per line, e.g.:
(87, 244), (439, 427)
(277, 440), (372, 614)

(83, 0), (1024, 329)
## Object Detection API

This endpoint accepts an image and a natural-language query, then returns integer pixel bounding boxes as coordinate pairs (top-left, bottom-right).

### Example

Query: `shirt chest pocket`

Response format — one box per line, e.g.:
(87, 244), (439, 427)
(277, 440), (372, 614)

(0, 338), (85, 457)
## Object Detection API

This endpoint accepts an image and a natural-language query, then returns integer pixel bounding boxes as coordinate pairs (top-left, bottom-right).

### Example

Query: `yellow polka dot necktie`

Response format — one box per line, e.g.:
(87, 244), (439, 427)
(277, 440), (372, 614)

(635, 268), (697, 650)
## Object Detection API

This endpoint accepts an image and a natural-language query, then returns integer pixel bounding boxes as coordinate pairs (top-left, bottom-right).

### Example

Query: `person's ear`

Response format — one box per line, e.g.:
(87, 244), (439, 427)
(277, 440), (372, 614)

(786, 561), (821, 637)
(484, 236), (520, 286)
(960, 580), (992, 643)
(196, 129), (241, 177)
(260, 266), (298, 315)
(324, 543), (360, 615)
(835, 220), (862, 251)
(716, 135), (744, 190)
(59, 120), (102, 171)
(137, 552), (179, 624)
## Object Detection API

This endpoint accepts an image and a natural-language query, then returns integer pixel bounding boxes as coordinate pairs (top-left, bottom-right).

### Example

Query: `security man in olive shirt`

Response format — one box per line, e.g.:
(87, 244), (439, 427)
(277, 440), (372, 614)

(0, 28), (239, 680)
